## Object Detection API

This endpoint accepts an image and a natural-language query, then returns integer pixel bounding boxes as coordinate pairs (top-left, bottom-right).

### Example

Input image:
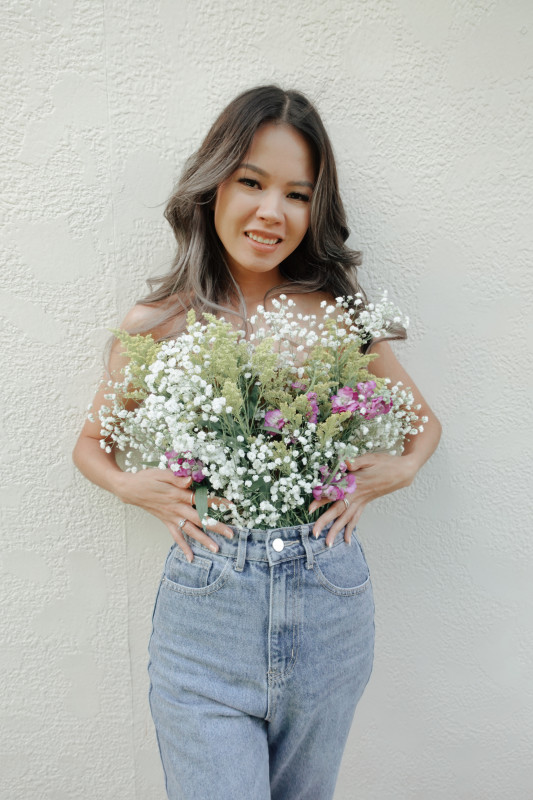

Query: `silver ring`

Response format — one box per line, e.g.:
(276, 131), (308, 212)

(177, 517), (187, 529)
(343, 498), (350, 510)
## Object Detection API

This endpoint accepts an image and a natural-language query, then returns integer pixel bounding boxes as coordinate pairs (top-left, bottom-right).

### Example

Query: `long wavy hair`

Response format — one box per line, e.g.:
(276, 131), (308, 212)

(134, 85), (406, 348)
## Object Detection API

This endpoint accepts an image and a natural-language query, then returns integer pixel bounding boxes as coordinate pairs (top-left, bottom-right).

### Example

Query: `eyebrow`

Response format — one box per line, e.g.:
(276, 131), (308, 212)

(238, 162), (314, 191)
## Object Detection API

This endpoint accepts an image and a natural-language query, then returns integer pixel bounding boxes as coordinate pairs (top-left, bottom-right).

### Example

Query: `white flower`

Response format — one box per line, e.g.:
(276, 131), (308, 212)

(98, 291), (420, 528)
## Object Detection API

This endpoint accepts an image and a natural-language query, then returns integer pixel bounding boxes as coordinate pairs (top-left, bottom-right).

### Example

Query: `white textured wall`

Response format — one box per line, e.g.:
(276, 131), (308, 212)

(1, 1), (532, 798)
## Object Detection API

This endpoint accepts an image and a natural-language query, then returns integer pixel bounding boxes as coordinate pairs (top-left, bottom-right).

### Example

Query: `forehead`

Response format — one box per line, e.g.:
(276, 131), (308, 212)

(243, 123), (315, 181)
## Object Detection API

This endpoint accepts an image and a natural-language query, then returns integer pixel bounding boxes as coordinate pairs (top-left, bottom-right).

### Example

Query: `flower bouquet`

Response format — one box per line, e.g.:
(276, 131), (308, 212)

(95, 293), (427, 528)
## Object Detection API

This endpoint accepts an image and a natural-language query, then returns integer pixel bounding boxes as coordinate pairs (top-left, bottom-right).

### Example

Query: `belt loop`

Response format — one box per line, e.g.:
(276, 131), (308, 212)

(301, 526), (314, 570)
(234, 528), (249, 572)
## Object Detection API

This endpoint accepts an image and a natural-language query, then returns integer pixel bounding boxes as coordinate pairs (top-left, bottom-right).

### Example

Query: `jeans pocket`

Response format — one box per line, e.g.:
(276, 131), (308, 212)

(163, 545), (232, 595)
(313, 538), (370, 596)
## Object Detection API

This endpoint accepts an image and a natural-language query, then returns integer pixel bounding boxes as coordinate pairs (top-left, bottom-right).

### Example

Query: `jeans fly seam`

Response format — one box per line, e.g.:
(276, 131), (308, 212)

(265, 564), (275, 722)
(266, 560), (300, 686)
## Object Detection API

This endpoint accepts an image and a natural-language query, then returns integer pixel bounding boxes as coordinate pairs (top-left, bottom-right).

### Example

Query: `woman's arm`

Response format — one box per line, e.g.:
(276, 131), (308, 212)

(309, 340), (442, 544)
(365, 340), (442, 473)
(72, 305), (234, 561)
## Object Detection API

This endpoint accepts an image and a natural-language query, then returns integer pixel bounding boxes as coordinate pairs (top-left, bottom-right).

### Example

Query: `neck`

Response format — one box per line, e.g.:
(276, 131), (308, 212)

(229, 266), (285, 312)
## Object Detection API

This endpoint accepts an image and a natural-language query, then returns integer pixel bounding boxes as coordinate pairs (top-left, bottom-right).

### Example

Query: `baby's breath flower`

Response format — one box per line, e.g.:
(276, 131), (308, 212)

(98, 292), (421, 527)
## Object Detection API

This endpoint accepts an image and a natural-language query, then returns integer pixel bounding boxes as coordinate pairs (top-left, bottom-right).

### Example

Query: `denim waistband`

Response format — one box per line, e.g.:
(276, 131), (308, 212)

(185, 520), (348, 572)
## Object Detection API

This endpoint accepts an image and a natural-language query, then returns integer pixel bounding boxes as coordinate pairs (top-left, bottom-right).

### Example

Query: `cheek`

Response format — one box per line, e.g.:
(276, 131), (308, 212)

(293, 207), (311, 241)
(214, 192), (247, 237)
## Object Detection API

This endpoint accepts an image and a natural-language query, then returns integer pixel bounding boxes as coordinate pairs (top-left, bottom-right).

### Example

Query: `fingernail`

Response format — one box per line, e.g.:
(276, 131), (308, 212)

(187, 554), (193, 563)
(314, 530), (320, 539)
(347, 538), (352, 546)
(327, 540), (333, 548)
(209, 544), (218, 553)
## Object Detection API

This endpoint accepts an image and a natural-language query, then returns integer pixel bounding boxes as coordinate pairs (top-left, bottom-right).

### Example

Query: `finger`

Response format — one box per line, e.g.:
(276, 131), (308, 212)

(160, 472), (193, 488)
(204, 517), (234, 540)
(308, 497), (332, 514)
(325, 508), (357, 546)
(343, 518), (357, 545)
(312, 500), (348, 540)
(176, 487), (230, 509)
(182, 507), (234, 540)
(179, 518), (222, 554)
(351, 505), (365, 527)
(206, 495), (233, 510)
(167, 522), (194, 563)
(345, 455), (375, 471)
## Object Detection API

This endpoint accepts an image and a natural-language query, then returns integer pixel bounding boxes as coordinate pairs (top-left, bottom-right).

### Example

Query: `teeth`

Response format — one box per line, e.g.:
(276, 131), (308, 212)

(246, 232), (279, 245)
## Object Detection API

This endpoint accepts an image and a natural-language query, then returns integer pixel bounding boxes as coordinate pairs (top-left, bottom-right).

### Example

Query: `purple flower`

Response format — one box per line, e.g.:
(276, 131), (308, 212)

(312, 462), (357, 502)
(264, 409), (287, 434)
(366, 396), (393, 419)
(291, 380), (308, 391)
(330, 386), (359, 414)
(306, 392), (319, 424)
(331, 381), (392, 419)
(165, 450), (205, 482)
(357, 379), (377, 398)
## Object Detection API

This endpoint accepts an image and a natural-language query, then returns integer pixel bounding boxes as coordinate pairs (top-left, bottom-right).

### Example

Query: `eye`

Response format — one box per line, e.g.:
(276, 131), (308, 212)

(288, 191), (311, 203)
(238, 177), (260, 189)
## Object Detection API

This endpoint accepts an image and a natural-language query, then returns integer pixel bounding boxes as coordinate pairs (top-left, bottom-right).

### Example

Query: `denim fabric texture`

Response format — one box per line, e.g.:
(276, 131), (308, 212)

(147, 521), (375, 800)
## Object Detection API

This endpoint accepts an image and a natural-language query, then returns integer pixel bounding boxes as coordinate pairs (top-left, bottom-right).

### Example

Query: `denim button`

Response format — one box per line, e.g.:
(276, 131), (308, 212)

(272, 538), (284, 552)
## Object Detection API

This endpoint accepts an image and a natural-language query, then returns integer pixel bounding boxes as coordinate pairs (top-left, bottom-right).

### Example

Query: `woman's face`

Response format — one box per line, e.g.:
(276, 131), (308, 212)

(214, 123), (315, 282)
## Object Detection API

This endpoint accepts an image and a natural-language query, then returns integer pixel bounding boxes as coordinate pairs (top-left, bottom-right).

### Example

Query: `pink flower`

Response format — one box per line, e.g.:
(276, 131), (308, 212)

(165, 450), (205, 482)
(264, 409), (287, 434)
(315, 483), (344, 502)
(312, 462), (357, 502)
(366, 396), (393, 419)
(291, 380), (308, 391)
(331, 381), (392, 419)
(330, 386), (359, 413)
(306, 392), (319, 424)
(357, 379), (376, 398)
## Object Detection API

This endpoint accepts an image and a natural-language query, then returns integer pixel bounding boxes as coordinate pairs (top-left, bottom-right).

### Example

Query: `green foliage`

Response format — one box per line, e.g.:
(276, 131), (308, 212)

(262, 384), (294, 410)
(221, 379), (243, 414)
(251, 338), (278, 386)
(270, 440), (293, 476)
(316, 411), (352, 445)
(310, 381), (334, 408)
(198, 314), (249, 386)
(277, 393), (314, 429)
(110, 328), (160, 400)
(279, 401), (303, 429)
(195, 484), (209, 530)
(338, 346), (378, 386)
(305, 344), (333, 381)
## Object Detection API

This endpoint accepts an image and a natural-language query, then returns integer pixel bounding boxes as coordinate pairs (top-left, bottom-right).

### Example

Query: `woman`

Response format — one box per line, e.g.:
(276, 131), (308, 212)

(73, 86), (441, 799)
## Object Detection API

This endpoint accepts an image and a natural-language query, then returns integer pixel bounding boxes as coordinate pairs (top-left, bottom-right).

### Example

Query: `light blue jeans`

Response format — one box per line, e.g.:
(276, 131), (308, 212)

(147, 521), (375, 800)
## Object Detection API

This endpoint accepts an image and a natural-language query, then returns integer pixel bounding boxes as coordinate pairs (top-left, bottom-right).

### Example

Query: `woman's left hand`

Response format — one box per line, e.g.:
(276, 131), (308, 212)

(308, 453), (418, 546)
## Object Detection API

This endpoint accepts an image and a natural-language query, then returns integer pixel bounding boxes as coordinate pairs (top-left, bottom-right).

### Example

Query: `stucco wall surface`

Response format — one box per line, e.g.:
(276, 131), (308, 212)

(1, 1), (532, 798)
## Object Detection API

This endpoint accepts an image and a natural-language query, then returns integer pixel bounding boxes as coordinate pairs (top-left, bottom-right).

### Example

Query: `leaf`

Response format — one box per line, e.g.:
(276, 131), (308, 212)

(195, 484), (209, 531)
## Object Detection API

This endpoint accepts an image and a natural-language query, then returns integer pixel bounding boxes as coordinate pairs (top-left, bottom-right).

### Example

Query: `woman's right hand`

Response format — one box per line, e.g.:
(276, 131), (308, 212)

(72, 304), (235, 563)
(115, 469), (234, 562)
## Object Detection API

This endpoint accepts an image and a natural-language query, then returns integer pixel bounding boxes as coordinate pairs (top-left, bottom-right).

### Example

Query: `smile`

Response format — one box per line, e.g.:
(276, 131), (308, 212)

(245, 232), (282, 245)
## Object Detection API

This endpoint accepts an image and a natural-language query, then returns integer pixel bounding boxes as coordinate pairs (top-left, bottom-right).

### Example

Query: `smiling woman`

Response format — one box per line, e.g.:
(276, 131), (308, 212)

(121, 85), (376, 340)
(72, 85), (441, 800)
(213, 123), (315, 291)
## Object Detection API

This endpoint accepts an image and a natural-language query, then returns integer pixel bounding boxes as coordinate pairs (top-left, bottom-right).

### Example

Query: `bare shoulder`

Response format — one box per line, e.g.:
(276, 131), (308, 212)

(365, 340), (399, 377)
(119, 303), (161, 332)
(119, 295), (186, 340)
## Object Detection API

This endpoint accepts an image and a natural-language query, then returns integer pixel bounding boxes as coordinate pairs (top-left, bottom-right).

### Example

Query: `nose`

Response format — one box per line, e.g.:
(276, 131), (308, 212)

(256, 190), (283, 224)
